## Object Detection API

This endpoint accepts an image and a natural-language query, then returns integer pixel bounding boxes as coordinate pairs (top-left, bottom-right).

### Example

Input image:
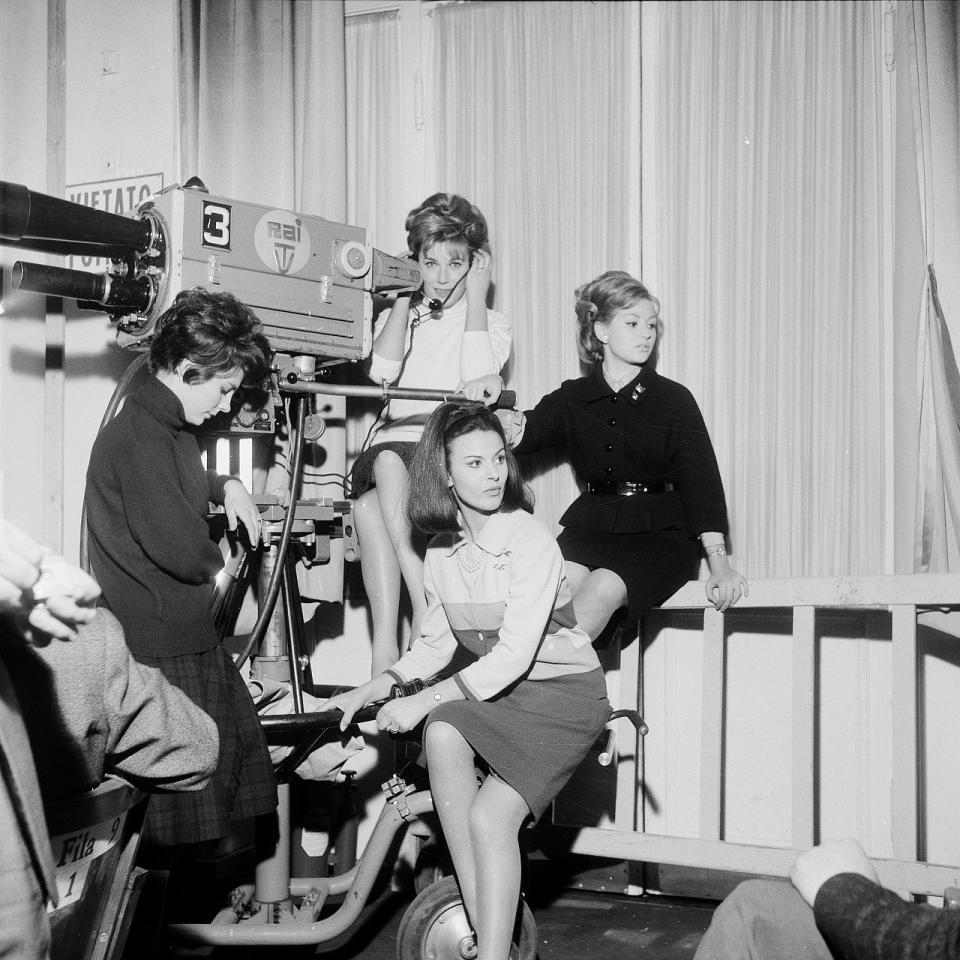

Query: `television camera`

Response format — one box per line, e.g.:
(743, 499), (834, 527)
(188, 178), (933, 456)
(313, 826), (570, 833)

(0, 176), (513, 674)
(0, 179), (550, 954)
(0, 177), (421, 359)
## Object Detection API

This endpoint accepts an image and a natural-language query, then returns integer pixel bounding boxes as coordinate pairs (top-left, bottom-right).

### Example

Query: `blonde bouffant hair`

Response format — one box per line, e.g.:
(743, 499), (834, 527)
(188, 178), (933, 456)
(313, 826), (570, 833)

(574, 270), (660, 365)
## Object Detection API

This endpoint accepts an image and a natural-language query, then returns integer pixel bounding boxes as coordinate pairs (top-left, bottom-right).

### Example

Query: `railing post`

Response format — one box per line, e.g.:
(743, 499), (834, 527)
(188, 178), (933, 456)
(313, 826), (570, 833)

(791, 605), (817, 850)
(699, 607), (725, 840)
(891, 604), (919, 863)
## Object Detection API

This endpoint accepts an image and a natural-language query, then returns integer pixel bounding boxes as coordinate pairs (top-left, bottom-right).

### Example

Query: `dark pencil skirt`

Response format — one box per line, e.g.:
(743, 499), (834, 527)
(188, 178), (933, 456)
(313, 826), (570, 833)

(558, 527), (699, 629)
(424, 668), (611, 820)
(134, 644), (277, 847)
(349, 441), (417, 498)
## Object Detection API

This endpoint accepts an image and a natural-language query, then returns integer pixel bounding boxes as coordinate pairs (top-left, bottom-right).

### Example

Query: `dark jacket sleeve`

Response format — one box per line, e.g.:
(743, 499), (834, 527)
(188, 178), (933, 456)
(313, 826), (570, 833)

(815, 873), (960, 960)
(664, 383), (729, 536)
(513, 386), (571, 455)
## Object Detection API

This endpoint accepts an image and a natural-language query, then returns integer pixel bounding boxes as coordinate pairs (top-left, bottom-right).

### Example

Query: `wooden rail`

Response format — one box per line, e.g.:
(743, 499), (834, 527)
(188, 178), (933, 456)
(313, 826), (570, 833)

(574, 575), (960, 896)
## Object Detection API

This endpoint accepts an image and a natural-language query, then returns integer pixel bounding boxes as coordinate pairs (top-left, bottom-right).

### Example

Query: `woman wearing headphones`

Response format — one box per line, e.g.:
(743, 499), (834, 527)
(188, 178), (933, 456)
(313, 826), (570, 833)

(351, 193), (512, 675)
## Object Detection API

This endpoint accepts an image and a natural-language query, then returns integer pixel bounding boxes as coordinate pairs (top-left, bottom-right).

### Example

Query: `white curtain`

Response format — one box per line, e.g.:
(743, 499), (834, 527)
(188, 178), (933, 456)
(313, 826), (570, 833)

(430, 0), (643, 532)
(178, 0), (349, 600)
(345, 10), (404, 246)
(642, 0), (887, 577)
(178, 0), (346, 216)
(344, 9), (404, 472)
(176, 0), (931, 582)
(895, 0), (960, 572)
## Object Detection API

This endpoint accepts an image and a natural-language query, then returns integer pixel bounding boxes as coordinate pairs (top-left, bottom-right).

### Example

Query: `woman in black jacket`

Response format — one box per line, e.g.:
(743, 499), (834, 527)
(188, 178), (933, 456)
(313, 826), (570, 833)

(475, 270), (747, 640)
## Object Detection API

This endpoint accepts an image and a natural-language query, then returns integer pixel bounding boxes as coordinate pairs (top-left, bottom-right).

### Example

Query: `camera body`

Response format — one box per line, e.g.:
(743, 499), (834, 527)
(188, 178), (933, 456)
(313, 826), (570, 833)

(2, 179), (422, 361)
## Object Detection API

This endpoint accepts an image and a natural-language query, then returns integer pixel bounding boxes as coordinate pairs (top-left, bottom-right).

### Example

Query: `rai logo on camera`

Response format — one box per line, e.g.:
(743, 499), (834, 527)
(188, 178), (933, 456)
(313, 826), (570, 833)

(254, 210), (311, 276)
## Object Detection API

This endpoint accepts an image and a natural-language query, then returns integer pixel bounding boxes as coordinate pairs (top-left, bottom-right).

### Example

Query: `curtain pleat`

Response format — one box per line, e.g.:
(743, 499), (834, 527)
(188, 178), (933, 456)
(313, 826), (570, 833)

(177, 0), (344, 212)
(344, 10), (403, 475)
(431, 0), (642, 531)
(644, 0), (886, 576)
(177, 0), (350, 602)
(903, 0), (960, 572)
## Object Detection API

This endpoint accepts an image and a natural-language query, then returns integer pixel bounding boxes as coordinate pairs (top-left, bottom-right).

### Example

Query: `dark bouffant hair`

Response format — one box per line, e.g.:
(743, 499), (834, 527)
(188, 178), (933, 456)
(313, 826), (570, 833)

(407, 400), (533, 536)
(405, 193), (489, 259)
(149, 287), (272, 385)
(574, 270), (660, 365)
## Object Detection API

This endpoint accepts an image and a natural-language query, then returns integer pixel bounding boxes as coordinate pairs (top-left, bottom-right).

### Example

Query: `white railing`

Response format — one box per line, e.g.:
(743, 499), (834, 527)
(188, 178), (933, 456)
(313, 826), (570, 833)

(567, 575), (960, 896)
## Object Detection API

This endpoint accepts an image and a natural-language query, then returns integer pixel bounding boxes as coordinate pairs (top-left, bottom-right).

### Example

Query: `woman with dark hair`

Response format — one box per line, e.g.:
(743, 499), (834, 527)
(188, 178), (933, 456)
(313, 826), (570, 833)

(471, 270), (747, 642)
(84, 286), (277, 850)
(330, 400), (610, 960)
(351, 193), (511, 675)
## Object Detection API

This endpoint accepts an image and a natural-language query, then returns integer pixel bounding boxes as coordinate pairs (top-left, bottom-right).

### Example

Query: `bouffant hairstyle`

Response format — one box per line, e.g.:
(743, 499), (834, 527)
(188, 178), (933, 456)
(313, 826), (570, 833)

(407, 400), (533, 536)
(149, 287), (272, 385)
(405, 193), (489, 259)
(574, 270), (661, 365)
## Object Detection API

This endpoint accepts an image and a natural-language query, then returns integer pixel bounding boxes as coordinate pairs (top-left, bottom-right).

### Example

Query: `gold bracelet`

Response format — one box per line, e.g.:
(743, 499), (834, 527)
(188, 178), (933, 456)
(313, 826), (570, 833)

(706, 546), (727, 558)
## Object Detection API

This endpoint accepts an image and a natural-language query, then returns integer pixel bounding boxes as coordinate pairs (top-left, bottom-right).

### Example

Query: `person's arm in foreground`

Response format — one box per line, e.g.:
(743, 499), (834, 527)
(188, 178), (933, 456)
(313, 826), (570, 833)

(793, 839), (960, 960)
(0, 519), (99, 640)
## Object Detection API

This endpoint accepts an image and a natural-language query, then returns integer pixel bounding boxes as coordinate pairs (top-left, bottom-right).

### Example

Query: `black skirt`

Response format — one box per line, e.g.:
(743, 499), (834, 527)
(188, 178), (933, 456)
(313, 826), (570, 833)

(134, 644), (277, 847)
(349, 441), (417, 497)
(557, 526), (699, 628)
(424, 668), (610, 821)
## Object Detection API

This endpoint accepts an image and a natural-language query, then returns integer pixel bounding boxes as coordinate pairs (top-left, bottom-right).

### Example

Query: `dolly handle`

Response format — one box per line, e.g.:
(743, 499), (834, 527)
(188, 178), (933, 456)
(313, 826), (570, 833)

(598, 709), (648, 767)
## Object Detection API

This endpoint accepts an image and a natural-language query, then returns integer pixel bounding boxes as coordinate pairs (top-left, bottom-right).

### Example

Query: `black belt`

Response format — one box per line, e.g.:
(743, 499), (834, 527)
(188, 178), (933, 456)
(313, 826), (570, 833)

(586, 480), (674, 495)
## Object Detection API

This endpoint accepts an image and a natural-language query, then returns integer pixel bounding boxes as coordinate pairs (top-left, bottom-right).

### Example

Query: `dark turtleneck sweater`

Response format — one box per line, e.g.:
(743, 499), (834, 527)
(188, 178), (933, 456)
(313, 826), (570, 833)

(84, 376), (232, 657)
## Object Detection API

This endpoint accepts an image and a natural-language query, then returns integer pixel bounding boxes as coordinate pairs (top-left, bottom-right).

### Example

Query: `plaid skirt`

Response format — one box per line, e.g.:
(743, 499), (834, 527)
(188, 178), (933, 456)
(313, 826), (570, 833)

(134, 644), (277, 847)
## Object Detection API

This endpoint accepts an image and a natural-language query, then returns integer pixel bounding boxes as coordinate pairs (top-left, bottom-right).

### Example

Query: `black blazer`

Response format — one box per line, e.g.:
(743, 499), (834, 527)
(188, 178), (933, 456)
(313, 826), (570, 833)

(514, 367), (729, 537)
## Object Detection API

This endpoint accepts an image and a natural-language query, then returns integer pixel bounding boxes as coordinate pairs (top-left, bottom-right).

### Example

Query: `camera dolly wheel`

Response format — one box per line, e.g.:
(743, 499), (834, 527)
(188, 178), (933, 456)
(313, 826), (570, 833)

(396, 875), (537, 960)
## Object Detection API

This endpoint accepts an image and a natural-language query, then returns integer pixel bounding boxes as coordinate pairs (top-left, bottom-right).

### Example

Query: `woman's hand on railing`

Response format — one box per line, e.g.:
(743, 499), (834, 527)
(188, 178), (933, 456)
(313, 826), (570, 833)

(705, 557), (749, 612)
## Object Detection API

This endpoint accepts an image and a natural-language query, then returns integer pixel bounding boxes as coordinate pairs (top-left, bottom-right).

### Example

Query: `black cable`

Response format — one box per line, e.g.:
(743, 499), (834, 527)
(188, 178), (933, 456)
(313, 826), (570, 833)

(271, 402), (349, 494)
(355, 398), (390, 458)
(301, 473), (347, 490)
(235, 395), (307, 671)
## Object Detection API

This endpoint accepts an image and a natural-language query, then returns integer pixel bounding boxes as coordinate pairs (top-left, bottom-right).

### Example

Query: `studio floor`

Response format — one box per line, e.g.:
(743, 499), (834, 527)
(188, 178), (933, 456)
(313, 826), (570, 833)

(168, 858), (718, 960)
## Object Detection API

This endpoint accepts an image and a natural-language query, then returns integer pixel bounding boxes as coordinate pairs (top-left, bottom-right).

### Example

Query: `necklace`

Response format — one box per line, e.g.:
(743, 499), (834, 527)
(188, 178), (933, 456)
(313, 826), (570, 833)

(457, 541), (484, 575)
(602, 364), (635, 392)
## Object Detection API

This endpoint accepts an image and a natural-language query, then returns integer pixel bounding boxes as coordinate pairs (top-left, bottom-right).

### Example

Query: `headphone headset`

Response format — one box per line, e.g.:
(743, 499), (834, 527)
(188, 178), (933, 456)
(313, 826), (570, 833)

(410, 259), (471, 325)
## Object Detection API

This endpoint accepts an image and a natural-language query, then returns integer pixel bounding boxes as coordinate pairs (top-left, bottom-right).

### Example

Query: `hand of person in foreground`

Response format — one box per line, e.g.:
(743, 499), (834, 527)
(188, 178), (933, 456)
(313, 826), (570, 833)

(1, 519), (100, 640)
(789, 838), (880, 908)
